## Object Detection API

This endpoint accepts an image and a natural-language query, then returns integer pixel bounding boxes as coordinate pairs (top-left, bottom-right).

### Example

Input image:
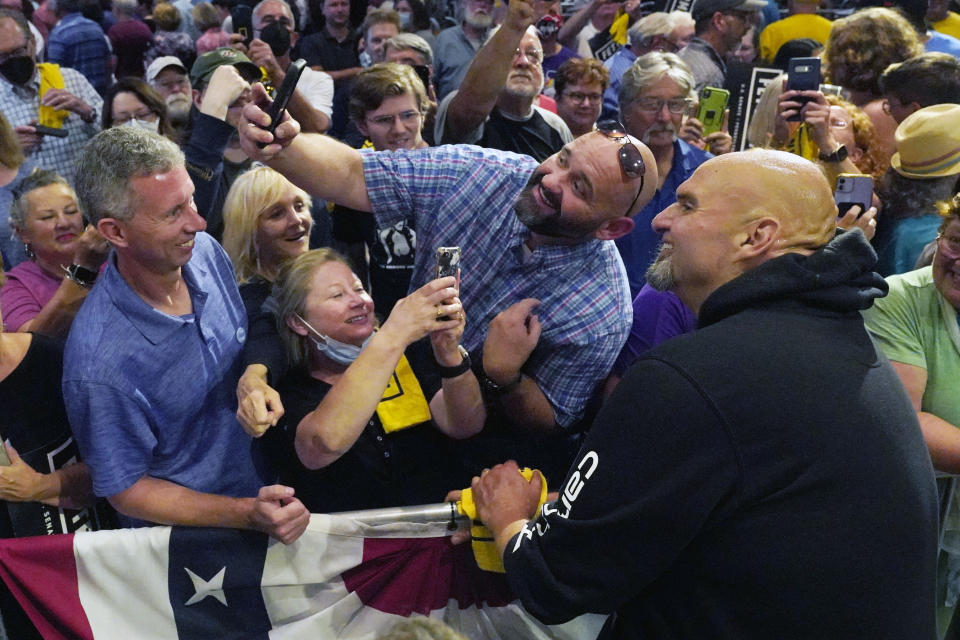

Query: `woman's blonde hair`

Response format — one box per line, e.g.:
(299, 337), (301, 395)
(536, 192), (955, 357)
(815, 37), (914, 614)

(222, 166), (312, 284)
(272, 248), (351, 371)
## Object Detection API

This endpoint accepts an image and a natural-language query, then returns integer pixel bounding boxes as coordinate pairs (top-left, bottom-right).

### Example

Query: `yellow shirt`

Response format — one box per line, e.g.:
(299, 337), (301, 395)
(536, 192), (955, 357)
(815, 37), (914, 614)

(932, 11), (960, 40)
(758, 13), (833, 64)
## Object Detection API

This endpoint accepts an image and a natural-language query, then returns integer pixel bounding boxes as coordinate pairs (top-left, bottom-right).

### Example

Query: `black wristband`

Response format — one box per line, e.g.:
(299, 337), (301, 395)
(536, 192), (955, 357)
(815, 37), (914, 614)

(436, 345), (472, 378)
(62, 263), (98, 288)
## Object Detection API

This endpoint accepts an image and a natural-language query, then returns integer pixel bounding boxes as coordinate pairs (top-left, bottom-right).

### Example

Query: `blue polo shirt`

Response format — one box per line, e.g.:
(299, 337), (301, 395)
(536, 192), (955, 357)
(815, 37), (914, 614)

(616, 139), (712, 298)
(63, 232), (264, 525)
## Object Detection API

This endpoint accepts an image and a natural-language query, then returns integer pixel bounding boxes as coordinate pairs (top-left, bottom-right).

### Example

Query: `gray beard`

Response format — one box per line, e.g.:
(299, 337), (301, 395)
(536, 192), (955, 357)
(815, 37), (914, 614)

(645, 246), (675, 292)
(464, 11), (492, 29)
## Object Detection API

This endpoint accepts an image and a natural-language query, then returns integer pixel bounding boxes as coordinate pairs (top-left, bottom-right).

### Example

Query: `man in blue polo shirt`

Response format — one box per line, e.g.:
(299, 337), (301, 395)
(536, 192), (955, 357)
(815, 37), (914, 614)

(64, 127), (308, 544)
(615, 51), (713, 297)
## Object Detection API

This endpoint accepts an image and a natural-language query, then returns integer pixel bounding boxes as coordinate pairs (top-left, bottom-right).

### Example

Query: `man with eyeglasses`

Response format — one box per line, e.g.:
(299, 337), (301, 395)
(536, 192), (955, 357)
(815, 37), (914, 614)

(602, 11), (695, 121)
(554, 57), (608, 138)
(615, 51), (712, 297)
(332, 62), (430, 316)
(469, 149), (938, 640)
(235, 66), (657, 480)
(436, 0), (572, 162)
(0, 7), (100, 187)
(679, 0), (763, 92)
(146, 56), (193, 143)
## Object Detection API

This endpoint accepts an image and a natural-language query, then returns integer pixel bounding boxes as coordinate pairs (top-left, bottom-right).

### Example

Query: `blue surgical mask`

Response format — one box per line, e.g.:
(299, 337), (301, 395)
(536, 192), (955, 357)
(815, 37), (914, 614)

(398, 11), (412, 28)
(295, 313), (372, 366)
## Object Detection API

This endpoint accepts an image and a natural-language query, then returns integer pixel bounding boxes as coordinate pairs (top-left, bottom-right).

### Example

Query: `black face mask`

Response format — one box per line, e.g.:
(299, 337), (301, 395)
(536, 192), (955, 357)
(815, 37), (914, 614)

(0, 55), (35, 86)
(260, 21), (291, 57)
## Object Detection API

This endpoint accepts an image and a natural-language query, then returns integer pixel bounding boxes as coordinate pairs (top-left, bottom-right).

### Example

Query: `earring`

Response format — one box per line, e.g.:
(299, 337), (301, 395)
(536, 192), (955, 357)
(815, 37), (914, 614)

(23, 242), (34, 260)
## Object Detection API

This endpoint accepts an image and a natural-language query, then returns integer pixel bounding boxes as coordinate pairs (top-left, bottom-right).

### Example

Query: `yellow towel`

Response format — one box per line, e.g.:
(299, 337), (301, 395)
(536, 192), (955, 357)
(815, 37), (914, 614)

(376, 354), (431, 433)
(36, 62), (67, 129)
(458, 468), (548, 573)
(609, 12), (629, 45)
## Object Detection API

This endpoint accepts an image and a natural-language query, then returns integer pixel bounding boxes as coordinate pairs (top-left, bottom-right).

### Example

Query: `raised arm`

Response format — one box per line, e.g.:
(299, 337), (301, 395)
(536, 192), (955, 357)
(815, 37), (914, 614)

(238, 83), (372, 212)
(442, 0), (537, 140)
(295, 278), (463, 469)
(428, 298), (486, 439)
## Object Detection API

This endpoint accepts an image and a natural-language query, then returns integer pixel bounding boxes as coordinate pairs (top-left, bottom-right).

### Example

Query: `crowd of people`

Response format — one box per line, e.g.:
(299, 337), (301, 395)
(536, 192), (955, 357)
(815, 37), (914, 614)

(3, 0), (960, 635)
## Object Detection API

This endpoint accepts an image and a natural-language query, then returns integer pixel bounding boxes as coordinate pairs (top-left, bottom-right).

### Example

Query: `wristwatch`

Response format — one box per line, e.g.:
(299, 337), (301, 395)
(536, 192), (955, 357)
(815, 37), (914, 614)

(477, 365), (523, 396)
(818, 144), (848, 163)
(62, 263), (98, 288)
(436, 345), (472, 378)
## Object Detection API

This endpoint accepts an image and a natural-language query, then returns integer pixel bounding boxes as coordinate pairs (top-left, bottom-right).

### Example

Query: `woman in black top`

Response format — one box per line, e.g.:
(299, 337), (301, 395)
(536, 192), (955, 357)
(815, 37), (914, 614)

(264, 249), (484, 513)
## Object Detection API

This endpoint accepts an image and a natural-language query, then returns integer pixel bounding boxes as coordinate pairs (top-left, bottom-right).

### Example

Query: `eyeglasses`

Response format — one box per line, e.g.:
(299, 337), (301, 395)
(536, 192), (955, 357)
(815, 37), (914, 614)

(155, 76), (190, 92)
(563, 91), (603, 104)
(597, 119), (646, 218)
(366, 110), (422, 128)
(113, 109), (159, 125)
(631, 97), (692, 114)
(937, 233), (960, 260)
(513, 47), (544, 65)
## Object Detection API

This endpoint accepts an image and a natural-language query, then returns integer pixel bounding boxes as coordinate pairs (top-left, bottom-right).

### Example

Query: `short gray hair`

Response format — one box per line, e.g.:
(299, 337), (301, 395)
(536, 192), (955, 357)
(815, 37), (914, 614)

(619, 51), (695, 110)
(384, 32), (433, 65)
(252, 0), (294, 28)
(10, 169), (70, 231)
(75, 127), (185, 224)
(628, 12), (674, 51)
(374, 617), (469, 640)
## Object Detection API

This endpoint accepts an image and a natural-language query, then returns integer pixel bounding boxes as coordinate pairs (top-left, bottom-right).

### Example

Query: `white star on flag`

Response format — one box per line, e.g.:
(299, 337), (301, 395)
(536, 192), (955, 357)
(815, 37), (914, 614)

(184, 566), (227, 607)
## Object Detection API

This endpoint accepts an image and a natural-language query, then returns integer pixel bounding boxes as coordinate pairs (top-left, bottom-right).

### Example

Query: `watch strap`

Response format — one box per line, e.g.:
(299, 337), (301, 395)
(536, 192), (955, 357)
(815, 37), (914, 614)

(818, 144), (848, 163)
(436, 345), (472, 378)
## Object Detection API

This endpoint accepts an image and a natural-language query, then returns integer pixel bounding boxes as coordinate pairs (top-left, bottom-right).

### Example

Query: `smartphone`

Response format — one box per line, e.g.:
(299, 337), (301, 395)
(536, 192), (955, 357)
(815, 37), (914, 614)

(435, 246), (460, 321)
(413, 64), (431, 91)
(231, 4), (253, 46)
(696, 87), (729, 135)
(0, 442), (11, 467)
(786, 57), (821, 121)
(834, 174), (873, 217)
(261, 58), (307, 140)
(33, 124), (68, 138)
(435, 246), (460, 280)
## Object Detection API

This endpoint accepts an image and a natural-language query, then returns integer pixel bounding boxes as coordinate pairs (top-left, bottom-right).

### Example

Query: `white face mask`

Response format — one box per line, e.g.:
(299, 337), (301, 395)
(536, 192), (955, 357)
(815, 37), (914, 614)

(120, 117), (160, 134)
(295, 313), (372, 366)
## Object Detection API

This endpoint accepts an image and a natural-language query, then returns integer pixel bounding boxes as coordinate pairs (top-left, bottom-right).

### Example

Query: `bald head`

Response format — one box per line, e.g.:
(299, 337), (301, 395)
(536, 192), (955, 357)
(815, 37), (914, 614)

(717, 149), (837, 253)
(514, 130), (657, 245)
(647, 149), (837, 313)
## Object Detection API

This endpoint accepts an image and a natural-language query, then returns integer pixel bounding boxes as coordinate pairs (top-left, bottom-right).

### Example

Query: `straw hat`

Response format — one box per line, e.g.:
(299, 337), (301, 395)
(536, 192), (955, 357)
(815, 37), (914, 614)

(891, 103), (960, 178)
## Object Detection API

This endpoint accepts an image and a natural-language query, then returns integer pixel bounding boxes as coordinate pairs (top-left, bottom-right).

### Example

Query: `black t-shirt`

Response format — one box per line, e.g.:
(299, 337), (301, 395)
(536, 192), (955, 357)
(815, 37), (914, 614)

(478, 108), (568, 163)
(262, 338), (470, 513)
(331, 205), (416, 317)
(295, 28), (360, 73)
(0, 335), (114, 640)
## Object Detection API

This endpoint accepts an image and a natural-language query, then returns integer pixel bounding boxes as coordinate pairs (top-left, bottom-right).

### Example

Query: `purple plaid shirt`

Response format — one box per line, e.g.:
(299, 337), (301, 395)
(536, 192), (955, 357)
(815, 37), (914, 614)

(362, 144), (632, 427)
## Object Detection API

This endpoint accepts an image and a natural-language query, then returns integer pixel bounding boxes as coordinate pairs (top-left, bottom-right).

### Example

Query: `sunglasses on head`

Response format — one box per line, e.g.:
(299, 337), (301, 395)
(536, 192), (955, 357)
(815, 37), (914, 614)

(596, 119), (646, 218)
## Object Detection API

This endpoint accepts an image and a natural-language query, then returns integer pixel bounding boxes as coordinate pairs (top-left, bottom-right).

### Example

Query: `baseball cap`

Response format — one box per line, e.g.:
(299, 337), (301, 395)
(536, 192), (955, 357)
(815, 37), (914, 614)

(691, 0), (767, 22)
(189, 47), (262, 87)
(145, 56), (188, 84)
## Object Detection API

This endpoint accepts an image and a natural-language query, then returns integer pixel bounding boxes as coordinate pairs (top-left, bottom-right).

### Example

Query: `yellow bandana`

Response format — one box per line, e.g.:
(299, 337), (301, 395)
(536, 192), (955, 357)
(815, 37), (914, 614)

(376, 354), (431, 433)
(36, 62), (67, 129)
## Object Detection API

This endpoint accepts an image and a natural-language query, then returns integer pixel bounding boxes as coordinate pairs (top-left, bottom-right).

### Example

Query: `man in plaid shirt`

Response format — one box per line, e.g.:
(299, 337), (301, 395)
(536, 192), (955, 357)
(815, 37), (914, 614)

(236, 13), (657, 474)
(0, 8), (101, 186)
